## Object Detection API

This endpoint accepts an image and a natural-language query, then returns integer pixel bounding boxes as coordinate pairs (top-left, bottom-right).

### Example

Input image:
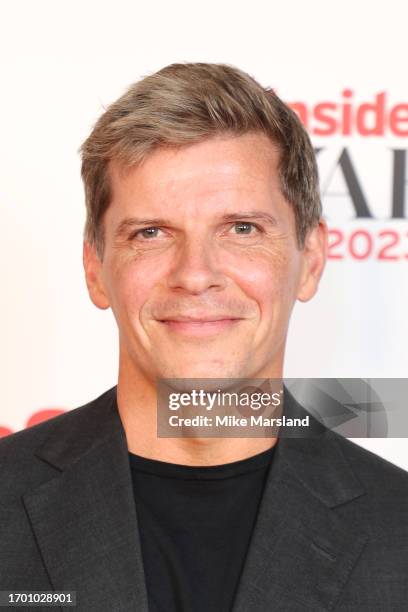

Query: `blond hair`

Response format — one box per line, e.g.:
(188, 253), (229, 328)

(80, 63), (321, 258)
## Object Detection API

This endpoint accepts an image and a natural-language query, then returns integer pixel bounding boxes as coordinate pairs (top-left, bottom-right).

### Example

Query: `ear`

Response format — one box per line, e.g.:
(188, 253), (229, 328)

(296, 219), (328, 303)
(83, 241), (110, 310)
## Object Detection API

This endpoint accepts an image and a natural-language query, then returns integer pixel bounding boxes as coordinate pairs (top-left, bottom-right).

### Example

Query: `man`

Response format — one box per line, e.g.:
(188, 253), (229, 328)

(0, 63), (407, 611)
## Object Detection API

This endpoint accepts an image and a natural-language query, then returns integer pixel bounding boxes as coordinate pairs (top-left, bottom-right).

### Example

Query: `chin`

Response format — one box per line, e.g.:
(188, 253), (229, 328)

(158, 361), (249, 386)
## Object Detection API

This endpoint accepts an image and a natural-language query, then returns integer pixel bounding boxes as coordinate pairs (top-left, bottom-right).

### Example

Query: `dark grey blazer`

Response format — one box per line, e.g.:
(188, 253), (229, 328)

(1, 386), (408, 611)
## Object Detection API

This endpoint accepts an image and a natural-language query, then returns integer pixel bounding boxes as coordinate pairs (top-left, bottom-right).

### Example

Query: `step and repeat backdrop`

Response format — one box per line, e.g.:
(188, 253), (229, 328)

(1, 2), (407, 465)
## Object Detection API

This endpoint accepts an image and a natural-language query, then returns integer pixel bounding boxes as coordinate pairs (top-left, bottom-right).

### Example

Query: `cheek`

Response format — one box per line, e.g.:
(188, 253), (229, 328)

(228, 247), (300, 311)
(105, 255), (161, 319)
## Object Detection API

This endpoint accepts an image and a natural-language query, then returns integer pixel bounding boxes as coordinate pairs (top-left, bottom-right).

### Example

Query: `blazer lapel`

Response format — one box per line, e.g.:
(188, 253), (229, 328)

(23, 387), (148, 612)
(232, 390), (369, 612)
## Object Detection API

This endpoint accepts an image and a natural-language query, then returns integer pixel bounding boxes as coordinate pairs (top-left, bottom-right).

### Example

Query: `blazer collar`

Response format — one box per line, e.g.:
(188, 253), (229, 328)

(232, 388), (368, 611)
(33, 386), (123, 470)
(23, 387), (149, 612)
(278, 387), (366, 508)
(24, 385), (368, 612)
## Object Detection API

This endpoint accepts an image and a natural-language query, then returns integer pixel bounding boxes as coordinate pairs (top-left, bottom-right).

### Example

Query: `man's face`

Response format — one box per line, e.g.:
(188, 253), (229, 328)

(84, 132), (327, 383)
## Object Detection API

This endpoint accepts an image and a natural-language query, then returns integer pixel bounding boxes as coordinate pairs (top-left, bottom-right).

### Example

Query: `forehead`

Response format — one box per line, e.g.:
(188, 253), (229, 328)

(106, 132), (284, 217)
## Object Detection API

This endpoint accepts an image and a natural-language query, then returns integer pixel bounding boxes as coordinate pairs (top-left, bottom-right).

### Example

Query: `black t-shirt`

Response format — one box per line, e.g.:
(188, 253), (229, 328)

(129, 444), (276, 612)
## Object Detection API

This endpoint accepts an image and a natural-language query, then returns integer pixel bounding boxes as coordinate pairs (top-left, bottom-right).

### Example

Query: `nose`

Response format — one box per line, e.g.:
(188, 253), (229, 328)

(166, 235), (227, 295)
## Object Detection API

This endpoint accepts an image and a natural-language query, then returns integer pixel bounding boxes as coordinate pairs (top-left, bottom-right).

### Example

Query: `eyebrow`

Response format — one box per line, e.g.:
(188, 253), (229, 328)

(114, 211), (278, 238)
(221, 212), (278, 225)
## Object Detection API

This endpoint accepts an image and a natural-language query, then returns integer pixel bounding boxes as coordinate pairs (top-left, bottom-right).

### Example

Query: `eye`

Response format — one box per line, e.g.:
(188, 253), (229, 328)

(231, 222), (260, 235)
(131, 227), (162, 239)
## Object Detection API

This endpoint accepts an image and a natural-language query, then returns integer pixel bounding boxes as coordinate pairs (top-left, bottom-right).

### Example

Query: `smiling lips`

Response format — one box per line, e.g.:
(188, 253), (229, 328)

(158, 316), (242, 336)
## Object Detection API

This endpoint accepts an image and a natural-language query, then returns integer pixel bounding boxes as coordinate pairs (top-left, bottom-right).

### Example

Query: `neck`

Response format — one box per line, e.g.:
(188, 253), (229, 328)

(116, 359), (281, 466)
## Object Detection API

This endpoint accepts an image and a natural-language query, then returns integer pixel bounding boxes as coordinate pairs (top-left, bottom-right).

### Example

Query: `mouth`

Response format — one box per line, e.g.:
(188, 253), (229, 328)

(158, 317), (243, 336)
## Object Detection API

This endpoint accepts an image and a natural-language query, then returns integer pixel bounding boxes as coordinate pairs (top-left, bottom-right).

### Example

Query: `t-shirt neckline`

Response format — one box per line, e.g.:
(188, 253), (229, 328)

(128, 443), (277, 481)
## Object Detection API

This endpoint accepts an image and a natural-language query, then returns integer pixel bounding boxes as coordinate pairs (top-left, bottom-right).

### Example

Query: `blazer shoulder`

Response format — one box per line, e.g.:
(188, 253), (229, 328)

(330, 430), (408, 498)
(0, 386), (117, 464)
(0, 387), (118, 504)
